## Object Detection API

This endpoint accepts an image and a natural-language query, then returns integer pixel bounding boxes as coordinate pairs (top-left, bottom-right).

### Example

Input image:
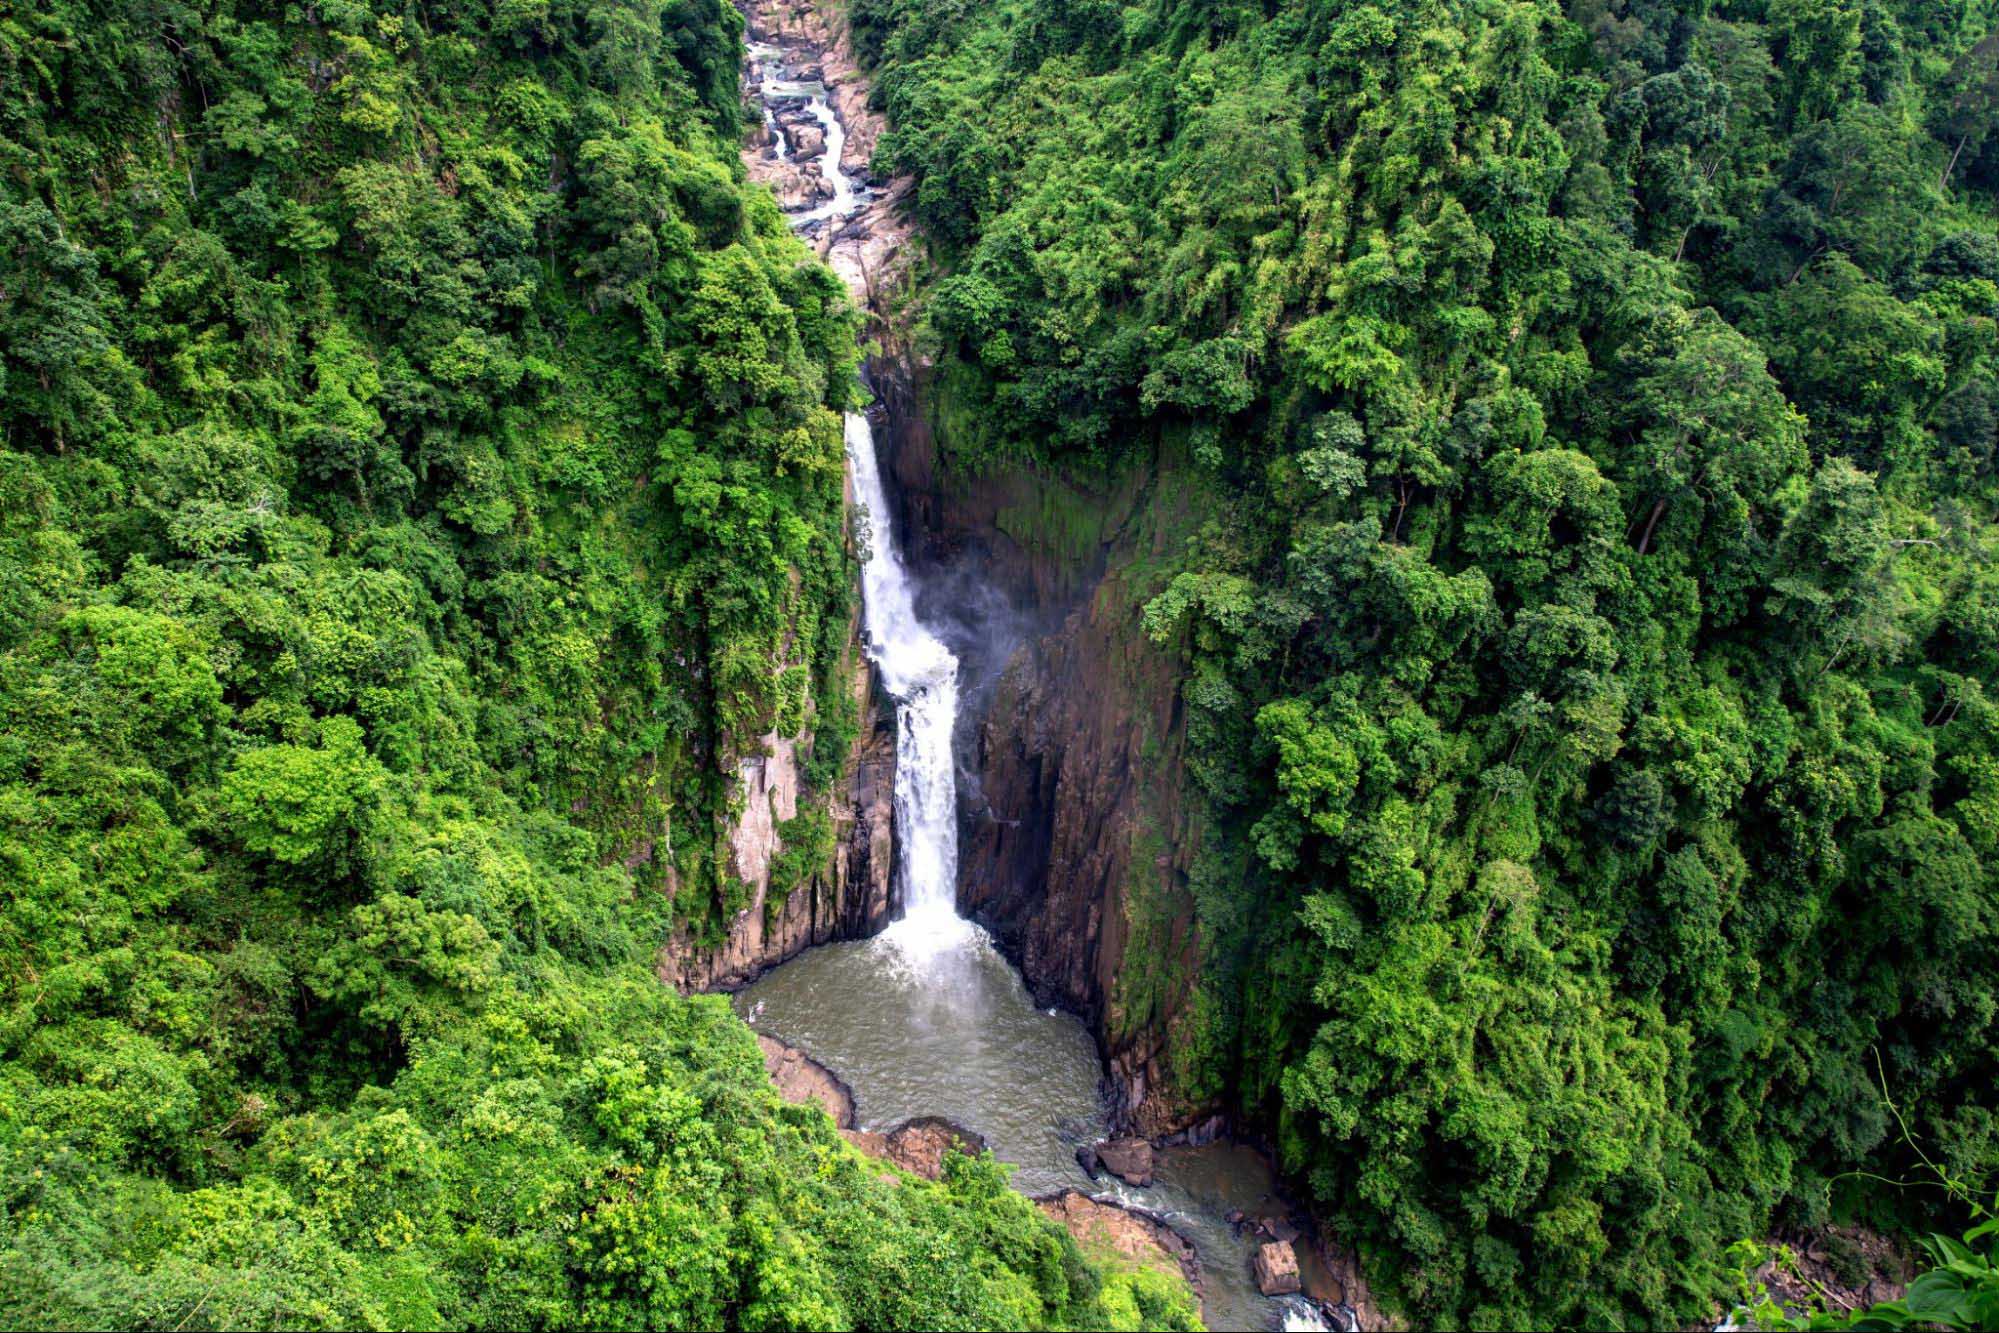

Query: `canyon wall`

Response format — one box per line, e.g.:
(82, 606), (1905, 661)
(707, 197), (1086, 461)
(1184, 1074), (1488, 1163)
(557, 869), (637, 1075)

(656, 657), (899, 992)
(875, 360), (1221, 1136)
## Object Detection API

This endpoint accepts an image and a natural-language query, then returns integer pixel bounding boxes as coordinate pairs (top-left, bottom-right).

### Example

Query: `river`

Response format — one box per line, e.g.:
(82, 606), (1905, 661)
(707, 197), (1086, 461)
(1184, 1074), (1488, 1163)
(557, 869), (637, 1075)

(739, 37), (1337, 1333)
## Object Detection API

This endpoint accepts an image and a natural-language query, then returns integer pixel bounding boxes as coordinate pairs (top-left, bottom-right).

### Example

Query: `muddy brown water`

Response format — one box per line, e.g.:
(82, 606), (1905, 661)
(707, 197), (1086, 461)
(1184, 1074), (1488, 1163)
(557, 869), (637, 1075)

(736, 931), (1311, 1331)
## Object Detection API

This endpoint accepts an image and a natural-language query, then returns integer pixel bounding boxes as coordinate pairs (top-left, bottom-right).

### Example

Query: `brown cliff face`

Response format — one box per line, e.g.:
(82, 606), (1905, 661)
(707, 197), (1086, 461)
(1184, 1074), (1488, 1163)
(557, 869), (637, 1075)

(963, 554), (1214, 1136)
(872, 356), (1219, 1136)
(657, 657), (898, 992)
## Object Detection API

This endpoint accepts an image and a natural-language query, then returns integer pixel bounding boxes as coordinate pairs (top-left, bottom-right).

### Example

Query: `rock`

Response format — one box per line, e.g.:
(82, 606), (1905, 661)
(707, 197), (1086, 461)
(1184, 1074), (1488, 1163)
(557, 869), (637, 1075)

(842, 1116), (985, 1180)
(1094, 1136), (1154, 1187)
(1161, 1113), (1229, 1148)
(655, 658), (894, 990)
(934, 425), (1214, 1136)
(884, 1117), (984, 1179)
(1253, 1240), (1303, 1297)
(1254, 1214), (1302, 1245)
(756, 1034), (855, 1129)
(1750, 1225), (1913, 1323)
(1036, 1190), (1202, 1299)
(1075, 1144), (1101, 1180)
(766, 162), (832, 210)
(1224, 1208), (1246, 1228)
(786, 121), (826, 159)
(1312, 1236), (1388, 1330)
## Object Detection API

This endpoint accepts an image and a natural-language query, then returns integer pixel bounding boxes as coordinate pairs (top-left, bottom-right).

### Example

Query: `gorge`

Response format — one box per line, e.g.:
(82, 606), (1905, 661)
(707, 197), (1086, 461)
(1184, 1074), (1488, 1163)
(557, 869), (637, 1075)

(4, 0), (1995, 1327)
(726, 17), (1348, 1330)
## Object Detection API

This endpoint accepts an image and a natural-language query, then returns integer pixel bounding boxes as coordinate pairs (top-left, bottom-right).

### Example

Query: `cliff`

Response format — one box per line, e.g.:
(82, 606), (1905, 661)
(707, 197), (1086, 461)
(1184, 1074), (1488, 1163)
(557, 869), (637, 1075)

(655, 0), (911, 991)
(656, 657), (898, 992)
(874, 358), (1221, 1135)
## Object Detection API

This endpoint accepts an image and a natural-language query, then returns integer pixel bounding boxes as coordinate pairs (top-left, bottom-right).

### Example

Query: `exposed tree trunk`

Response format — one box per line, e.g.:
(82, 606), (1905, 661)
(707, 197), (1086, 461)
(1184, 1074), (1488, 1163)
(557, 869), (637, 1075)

(1636, 496), (1668, 555)
(1942, 131), (1970, 192)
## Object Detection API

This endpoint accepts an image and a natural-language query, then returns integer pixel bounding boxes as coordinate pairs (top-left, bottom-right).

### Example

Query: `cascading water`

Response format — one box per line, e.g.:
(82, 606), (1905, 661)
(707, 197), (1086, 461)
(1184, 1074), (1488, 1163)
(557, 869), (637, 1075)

(748, 41), (857, 226)
(844, 410), (977, 958)
(751, 36), (969, 957)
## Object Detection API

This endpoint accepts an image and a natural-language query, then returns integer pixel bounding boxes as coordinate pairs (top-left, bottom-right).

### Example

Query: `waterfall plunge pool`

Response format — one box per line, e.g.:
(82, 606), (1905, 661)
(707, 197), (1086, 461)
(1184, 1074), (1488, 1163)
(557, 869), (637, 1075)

(734, 932), (1314, 1332)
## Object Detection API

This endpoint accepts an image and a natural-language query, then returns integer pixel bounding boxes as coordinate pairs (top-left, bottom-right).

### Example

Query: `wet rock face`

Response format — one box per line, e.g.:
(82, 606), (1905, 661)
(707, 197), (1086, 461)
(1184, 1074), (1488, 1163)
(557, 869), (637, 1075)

(959, 566), (1210, 1137)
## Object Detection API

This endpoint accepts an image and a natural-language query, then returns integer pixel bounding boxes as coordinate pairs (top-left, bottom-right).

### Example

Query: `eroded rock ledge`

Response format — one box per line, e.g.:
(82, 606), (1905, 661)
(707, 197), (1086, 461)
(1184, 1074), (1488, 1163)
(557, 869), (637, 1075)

(1036, 1190), (1204, 1304)
(842, 1116), (986, 1180)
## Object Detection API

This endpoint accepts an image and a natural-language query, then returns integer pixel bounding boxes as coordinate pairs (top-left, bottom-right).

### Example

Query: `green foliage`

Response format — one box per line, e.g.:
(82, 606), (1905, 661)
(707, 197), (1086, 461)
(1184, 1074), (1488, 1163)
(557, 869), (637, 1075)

(0, 1), (1175, 1327)
(858, 0), (1999, 1326)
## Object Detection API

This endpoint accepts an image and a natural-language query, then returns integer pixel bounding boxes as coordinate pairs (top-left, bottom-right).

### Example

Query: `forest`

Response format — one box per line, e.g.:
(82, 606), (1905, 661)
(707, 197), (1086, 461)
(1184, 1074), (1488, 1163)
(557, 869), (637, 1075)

(0, 0), (1197, 1327)
(3, 0), (1997, 1328)
(851, 0), (1999, 1327)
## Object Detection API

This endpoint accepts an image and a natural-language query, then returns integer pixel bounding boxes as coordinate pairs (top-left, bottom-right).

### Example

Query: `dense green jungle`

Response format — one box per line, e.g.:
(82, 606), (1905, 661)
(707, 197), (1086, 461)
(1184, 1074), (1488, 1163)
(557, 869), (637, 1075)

(2, 0), (1997, 1328)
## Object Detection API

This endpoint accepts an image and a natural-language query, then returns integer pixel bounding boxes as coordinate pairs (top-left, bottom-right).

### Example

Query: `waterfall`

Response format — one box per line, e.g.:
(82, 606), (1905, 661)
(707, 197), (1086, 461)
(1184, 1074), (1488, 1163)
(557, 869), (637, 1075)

(844, 411), (975, 958)
(750, 37), (963, 959)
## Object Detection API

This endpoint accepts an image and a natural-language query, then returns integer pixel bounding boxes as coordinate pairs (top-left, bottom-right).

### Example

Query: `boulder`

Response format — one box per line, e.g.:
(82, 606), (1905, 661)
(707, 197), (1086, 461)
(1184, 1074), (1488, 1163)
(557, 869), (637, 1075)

(1254, 1214), (1303, 1245)
(1253, 1240), (1303, 1297)
(1075, 1143), (1102, 1180)
(1094, 1136), (1154, 1187)
(787, 122), (826, 159)
(764, 163), (831, 211)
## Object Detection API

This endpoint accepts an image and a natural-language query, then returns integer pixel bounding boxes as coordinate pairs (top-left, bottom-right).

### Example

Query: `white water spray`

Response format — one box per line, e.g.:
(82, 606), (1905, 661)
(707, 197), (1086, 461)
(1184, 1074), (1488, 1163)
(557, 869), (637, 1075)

(844, 412), (976, 959)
